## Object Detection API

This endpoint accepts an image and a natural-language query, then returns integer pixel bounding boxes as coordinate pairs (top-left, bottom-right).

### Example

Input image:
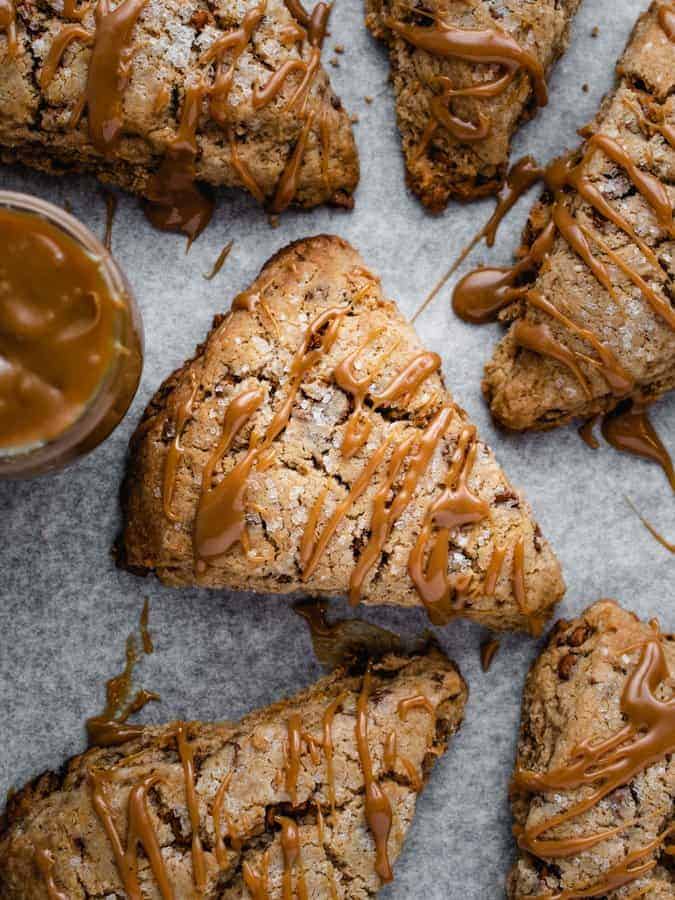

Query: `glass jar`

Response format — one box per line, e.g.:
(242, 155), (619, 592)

(0, 191), (143, 477)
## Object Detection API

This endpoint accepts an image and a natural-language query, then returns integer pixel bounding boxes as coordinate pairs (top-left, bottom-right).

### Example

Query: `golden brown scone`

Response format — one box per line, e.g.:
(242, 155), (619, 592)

(483, 3), (675, 430)
(0, 0), (358, 216)
(364, 0), (582, 209)
(121, 235), (564, 633)
(508, 600), (675, 899)
(0, 647), (467, 898)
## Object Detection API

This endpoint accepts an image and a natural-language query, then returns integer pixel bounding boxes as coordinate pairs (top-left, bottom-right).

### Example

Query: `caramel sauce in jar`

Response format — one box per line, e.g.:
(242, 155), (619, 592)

(0, 192), (142, 476)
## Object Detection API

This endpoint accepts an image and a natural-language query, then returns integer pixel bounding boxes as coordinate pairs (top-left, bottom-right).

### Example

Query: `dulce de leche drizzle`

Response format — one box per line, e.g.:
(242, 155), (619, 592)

(175, 724), (208, 892)
(355, 669), (394, 883)
(0, 206), (121, 451)
(601, 401), (675, 491)
(162, 374), (199, 521)
(513, 635), (675, 896)
(384, 12), (546, 151)
(243, 850), (271, 899)
(277, 816), (309, 900)
(34, 848), (68, 900)
(0, 0), (18, 58)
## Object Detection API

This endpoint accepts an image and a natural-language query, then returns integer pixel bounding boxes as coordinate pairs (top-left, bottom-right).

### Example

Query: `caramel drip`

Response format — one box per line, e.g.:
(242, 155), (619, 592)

(578, 416), (600, 450)
(34, 848), (68, 900)
(383, 13), (547, 146)
(322, 691), (347, 816)
(194, 307), (346, 566)
(0, 0), (17, 57)
(480, 638), (500, 672)
(213, 771), (241, 866)
(409, 427), (487, 624)
(370, 352), (441, 407)
(319, 105), (331, 189)
(624, 94), (675, 152)
(89, 770), (174, 900)
(270, 111), (315, 214)
(203, 239), (234, 281)
(511, 536), (527, 613)
(512, 319), (592, 400)
(626, 497), (675, 553)
(425, 75), (491, 144)
(144, 83), (214, 243)
(301, 432), (395, 581)
(349, 405), (455, 606)
(102, 189), (117, 250)
(383, 731), (397, 770)
(243, 851), (270, 899)
(397, 695), (434, 721)
(601, 403), (675, 491)
(355, 670), (394, 883)
(228, 130), (266, 204)
(39, 25), (92, 90)
(284, 713), (304, 806)
(483, 543), (506, 595)
(277, 816), (309, 900)
(86, 627), (158, 747)
(140, 597), (154, 654)
(658, 1), (675, 41)
(176, 724), (207, 892)
(253, 59), (307, 108)
(162, 374), (199, 521)
(514, 636), (675, 882)
(398, 755), (423, 792)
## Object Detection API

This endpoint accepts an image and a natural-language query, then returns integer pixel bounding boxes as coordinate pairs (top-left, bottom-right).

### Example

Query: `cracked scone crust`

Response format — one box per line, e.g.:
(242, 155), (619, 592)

(508, 600), (675, 900)
(121, 235), (564, 633)
(483, 3), (675, 430)
(0, 0), (358, 211)
(364, 0), (581, 209)
(0, 648), (467, 898)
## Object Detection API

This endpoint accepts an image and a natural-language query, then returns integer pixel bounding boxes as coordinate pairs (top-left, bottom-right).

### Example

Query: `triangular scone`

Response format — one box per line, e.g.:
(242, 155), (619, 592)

(508, 600), (675, 899)
(484, 3), (675, 430)
(365, 0), (581, 209)
(0, 0), (358, 216)
(122, 236), (563, 633)
(0, 647), (466, 897)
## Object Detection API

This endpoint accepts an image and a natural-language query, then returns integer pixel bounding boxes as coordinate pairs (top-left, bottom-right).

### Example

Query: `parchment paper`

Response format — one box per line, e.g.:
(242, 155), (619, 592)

(0, 1), (673, 896)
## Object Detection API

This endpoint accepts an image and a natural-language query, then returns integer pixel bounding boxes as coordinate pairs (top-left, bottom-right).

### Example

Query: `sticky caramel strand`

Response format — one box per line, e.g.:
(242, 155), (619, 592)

(384, 11), (546, 153)
(355, 669), (394, 883)
(194, 306), (347, 567)
(602, 401), (675, 492)
(408, 426), (489, 624)
(0, 0), (18, 58)
(89, 769), (174, 900)
(513, 636), (675, 897)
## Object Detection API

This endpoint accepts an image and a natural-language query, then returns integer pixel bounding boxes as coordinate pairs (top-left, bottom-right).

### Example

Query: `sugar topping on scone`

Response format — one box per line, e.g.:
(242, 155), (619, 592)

(121, 235), (564, 633)
(0, 647), (467, 898)
(509, 600), (675, 899)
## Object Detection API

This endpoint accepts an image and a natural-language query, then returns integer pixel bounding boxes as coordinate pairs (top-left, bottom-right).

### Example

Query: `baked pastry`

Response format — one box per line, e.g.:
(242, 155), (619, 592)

(0, 646), (467, 897)
(364, 0), (582, 209)
(0, 0), (359, 236)
(478, 2), (675, 430)
(509, 599), (675, 899)
(121, 235), (564, 633)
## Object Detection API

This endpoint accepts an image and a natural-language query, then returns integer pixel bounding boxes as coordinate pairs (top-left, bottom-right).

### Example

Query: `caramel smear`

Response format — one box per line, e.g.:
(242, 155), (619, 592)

(355, 669), (394, 883)
(601, 402), (675, 491)
(0, 0), (18, 58)
(144, 83), (215, 244)
(514, 635), (675, 896)
(0, 206), (122, 451)
(86, 603), (158, 747)
(480, 638), (500, 672)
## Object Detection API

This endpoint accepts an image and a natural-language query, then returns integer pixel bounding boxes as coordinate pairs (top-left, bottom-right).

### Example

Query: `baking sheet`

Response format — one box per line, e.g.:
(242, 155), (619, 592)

(0, 0), (673, 896)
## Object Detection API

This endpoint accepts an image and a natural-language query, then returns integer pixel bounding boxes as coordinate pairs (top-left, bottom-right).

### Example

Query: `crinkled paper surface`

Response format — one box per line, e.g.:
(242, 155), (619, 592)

(0, 1), (673, 896)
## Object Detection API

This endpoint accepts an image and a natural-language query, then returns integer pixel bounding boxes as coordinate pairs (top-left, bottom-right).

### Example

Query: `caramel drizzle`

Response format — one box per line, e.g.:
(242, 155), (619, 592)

(284, 713), (305, 806)
(228, 128), (266, 204)
(349, 405), (454, 606)
(203, 239), (234, 281)
(601, 402), (675, 491)
(384, 12), (546, 151)
(408, 427), (489, 624)
(480, 638), (500, 672)
(0, 0), (17, 57)
(482, 543), (506, 595)
(397, 695), (434, 721)
(626, 497), (675, 554)
(89, 769), (174, 900)
(625, 94), (675, 153)
(355, 669), (394, 883)
(242, 850), (270, 899)
(277, 816), (309, 900)
(511, 535), (527, 613)
(40, 0), (148, 155)
(322, 691), (348, 816)
(194, 306), (346, 566)
(34, 848), (68, 900)
(175, 724), (207, 892)
(213, 771), (241, 866)
(162, 374), (199, 521)
(513, 636), (675, 896)
(270, 111), (316, 214)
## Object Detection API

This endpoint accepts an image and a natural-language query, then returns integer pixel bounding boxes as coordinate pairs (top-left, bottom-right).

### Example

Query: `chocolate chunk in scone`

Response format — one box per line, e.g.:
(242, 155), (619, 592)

(0, 647), (466, 897)
(482, 2), (675, 430)
(509, 599), (675, 899)
(365, 0), (582, 209)
(121, 235), (564, 633)
(0, 0), (359, 235)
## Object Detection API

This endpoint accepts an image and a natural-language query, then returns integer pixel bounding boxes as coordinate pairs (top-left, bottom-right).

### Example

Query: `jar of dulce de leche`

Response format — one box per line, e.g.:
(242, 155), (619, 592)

(0, 192), (143, 477)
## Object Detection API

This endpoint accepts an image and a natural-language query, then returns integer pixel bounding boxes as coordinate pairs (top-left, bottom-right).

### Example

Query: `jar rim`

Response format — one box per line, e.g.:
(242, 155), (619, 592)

(0, 191), (144, 477)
